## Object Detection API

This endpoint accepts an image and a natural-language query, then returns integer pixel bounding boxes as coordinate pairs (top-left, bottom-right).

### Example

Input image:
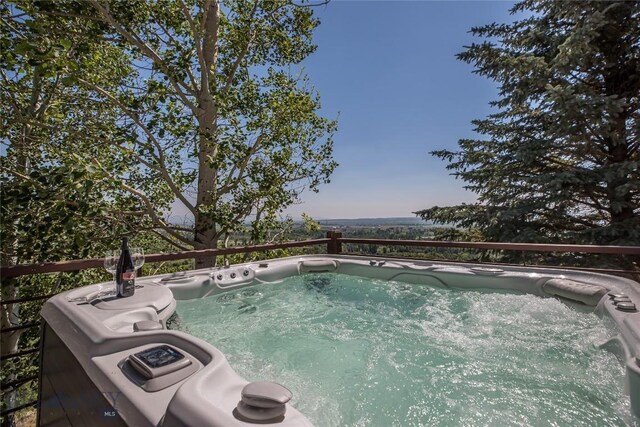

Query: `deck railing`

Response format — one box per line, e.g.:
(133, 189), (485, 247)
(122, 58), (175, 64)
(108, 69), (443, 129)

(1, 231), (639, 419)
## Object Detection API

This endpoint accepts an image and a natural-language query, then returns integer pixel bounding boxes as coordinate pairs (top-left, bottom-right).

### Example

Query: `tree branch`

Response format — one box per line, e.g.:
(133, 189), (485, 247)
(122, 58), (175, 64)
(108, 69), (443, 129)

(222, 0), (259, 95)
(78, 77), (197, 216)
(0, 14), (26, 38)
(0, 69), (23, 121)
(86, 0), (200, 115)
(217, 134), (264, 194)
(8, 115), (162, 171)
(37, 9), (106, 23)
(91, 157), (196, 247)
(149, 229), (191, 252)
(145, 3), (199, 91)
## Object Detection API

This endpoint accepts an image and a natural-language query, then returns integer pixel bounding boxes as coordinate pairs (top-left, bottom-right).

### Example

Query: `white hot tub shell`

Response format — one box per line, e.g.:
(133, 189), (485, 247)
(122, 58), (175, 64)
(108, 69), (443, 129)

(38, 255), (640, 425)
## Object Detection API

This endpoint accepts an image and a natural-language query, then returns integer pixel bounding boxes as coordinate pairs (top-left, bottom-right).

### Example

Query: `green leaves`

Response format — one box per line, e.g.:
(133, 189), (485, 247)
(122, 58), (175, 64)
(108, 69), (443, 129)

(2, 0), (337, 271)
(1, 164), (134, 265)
(420, 0), (640, 257)
(1, 1), (149, 267)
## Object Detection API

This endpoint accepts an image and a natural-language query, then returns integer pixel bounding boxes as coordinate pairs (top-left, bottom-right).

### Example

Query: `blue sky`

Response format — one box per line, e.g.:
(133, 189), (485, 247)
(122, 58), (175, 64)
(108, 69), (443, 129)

(283, 0), (518, 219)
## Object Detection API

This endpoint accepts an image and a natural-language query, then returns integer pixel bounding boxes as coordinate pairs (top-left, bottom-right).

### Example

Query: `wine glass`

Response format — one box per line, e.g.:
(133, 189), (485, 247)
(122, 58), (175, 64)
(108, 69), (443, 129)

(131, 247), (145, 271)
(104, 250), (120, 291)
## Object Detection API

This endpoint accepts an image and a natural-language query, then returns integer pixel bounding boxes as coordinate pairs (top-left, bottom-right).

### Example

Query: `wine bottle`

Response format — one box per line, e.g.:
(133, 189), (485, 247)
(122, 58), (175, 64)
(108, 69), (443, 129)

(116, 237), (136, 297)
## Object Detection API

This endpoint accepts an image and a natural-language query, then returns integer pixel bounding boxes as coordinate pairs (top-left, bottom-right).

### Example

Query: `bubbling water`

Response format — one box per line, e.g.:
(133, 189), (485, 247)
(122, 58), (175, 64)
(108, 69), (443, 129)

(175, 274), (635, 427)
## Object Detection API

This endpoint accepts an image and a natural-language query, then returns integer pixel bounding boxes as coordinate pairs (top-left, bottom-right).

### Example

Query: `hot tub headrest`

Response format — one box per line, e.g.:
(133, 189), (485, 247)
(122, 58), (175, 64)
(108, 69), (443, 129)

(542, 278), (608, 306)
(299, 259), (337, 273)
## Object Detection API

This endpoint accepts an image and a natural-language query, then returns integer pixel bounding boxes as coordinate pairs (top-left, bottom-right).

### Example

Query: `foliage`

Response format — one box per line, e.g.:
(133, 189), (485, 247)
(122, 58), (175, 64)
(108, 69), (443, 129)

(1, 1), (336, 412)
(0, 2), (152, 417)
(1, 165), (138, 264)
(301, 212), (321, 233)
(417, 0), (640, 266)
(0, 0), (151, 266)
(2, 0), (338, 264)
(18, 0), (338, 268)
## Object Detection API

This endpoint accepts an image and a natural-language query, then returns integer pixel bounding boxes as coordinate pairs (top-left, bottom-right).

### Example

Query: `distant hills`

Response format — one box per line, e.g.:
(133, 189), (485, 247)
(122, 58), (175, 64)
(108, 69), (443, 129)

(316, 217), (432, 227)
(169, 215), (435, 227)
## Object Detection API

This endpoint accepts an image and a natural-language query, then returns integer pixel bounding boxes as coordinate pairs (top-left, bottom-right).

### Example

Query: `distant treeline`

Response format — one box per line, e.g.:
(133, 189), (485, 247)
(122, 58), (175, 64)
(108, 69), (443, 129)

(317, 217), (434, 227)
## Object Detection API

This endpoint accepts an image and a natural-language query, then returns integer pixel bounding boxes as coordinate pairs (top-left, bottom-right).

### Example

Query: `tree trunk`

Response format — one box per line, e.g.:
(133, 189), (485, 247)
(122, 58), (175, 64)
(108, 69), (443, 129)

(599, 2), (637, 242)
(194, 1), (221, 270)
(0, 68), (41, 419)
(1, 252), (20, 421)
(194, 212), (218, 269)
(606, 139), (635, 225)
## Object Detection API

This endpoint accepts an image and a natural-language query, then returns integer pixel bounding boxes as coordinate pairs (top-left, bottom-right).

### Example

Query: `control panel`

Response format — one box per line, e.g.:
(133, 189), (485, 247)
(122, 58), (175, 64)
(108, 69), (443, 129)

(121, 344), (200, 392)
(129, 345), (192, 379)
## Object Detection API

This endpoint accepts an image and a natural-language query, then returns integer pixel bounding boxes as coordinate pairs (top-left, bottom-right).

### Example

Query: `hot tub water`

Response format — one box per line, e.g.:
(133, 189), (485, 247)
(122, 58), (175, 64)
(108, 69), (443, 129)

(174, 273), (634, 426)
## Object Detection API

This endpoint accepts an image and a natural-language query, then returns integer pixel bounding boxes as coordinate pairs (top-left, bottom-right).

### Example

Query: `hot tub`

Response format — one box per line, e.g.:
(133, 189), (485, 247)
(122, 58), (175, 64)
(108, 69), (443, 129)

(38, 255), (640, 426)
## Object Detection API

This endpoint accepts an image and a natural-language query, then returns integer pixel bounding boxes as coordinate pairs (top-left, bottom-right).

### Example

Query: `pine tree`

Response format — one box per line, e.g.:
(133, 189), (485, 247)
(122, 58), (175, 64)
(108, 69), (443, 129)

(417, 0), (639, 248)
